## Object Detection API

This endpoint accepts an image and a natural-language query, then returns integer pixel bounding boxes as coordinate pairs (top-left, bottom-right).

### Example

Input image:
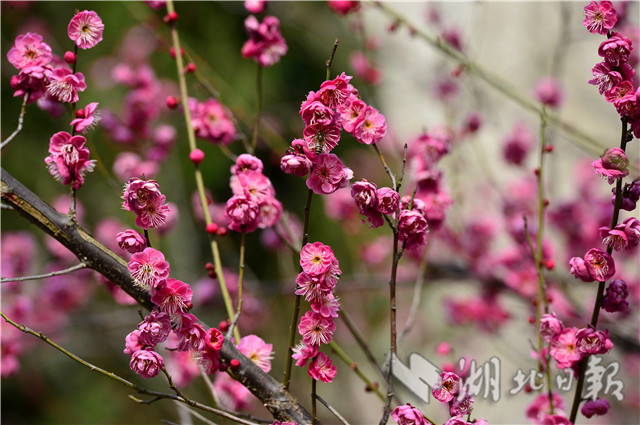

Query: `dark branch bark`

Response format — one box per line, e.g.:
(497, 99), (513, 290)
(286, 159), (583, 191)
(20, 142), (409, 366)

(1, 167), (313, 424)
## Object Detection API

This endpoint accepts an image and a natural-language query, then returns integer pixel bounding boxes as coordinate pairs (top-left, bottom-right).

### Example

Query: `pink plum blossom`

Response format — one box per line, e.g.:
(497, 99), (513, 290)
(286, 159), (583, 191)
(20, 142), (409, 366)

(44, 131), (95, 190)
(306, 153), (346, 195)
(130, 348), (164, 378)
(376, 187), (400, 214)
(137, 310), (172, 347)
(432, 371), (461, 403)
(308, 352), (337, 383)
(581, 398), (610, 418)
(575, 326), (613, 355)
(70, 102), (101, 133)
(298, 310), (336, 346)
(45, 68), (86, 103)
(598, 32), (633, 66)
(116, 229), (147, 254)
(391, 403), (431, 425)
(291, 341), (318, 367)
(300, 242), (336, 276)
(68, 10), (104, 49)
(351, 179), (378, 212)
(151, 278), (193, 319)
(583, 1), (617, 35)
(550, 327), (582, 370)
(241, 15), (288, 67)
(225, 194), (261, 233)
(188, 97), (236, 146)
(237, 335), (273, 372)
(602, 279), (629, 312)
(127, 247), (170, 289)
(328, 0), (361, 15)
(352, 105), (386, 144)
(7, 32), (52, 69)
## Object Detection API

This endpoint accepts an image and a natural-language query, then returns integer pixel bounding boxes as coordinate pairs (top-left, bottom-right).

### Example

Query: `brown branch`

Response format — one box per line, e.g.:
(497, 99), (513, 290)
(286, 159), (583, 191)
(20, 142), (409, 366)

(0, 167), (313, 424)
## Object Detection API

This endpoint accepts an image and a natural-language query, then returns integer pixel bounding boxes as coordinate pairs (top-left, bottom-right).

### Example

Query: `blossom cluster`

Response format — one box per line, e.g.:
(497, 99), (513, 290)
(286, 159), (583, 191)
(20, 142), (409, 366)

(44, 131), (96, 191)
(7, 10), (103, 106)
(241, 14), (288, 67)
(188, 97), (237, 146)
(541, 313), (614, 372)
(584, 1), (640, 138)
(292, 242), (341, 383)
(225, 154), (283, 233)
(122, 177), (171, 230)
(432, 371), (475, 420)
(281, 72), (390, 194)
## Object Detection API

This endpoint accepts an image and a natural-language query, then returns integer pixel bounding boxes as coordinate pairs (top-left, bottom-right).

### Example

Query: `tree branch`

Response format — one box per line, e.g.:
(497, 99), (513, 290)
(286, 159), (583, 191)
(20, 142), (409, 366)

(0, 167), (313, 424)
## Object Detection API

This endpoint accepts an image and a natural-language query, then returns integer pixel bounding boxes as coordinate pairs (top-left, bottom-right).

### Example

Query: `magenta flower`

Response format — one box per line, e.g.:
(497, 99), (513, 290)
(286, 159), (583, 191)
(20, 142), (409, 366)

(376, 187), (400, 214)
(44, 131), (96, 190)
(502, 122), (534, 166)
(122, 178), (170, 229)
(602, 279), (629, 312)
(569, 256), (592, 282)
(175, 313), (206, 352)
(352, 105), (387, 144)
(620, 217), (640, 247)
(137, 310), (171, 347)
(317, 72), (353, 108)
(204, 327), (224, 352)
(351, 179), (378, 212)
(245, 0), (267, 14)
(391, 403), (431, 425)
(151, 278), (193, 319)
(526, 392), (566, 424)
(68, 10), (104, 49)
(306, 153), (346, 195)
(45, 68), (87, 103)
(116, 229), (147, 254)
(303, 122), (341, 154)
(449, 391), (474, 417)
(533, 77), (564, 108)
(298, 310), (336, 346)
(225, 194), (261, 233)
(575, 326), (613, 355)
(432, 372), (461, 403)
(188, 98), (237, 146)
(300, 242), (336, 276)
(257, 196), (282, 229)
(338, 97), (367, 133)
(308, 352), (337, 383)
(550, 327), (582, 369)
(129, 348), (164, 378)
(127, 247), (170, 289)
(137, 195), (171, 229)
(442, 417), (470, 425)
(583, 1), (617, 35)
(70, 102), (101, 133)
(599, 226), (628, 251)
(7, 32), (52, 69)
(589, 62), (622, 95)
(327, 0), (361, 16)
(11, 65), (49, 101)
(310, 292), (340, 318)
(280, 149), (313, 177)
(300, 100), (336, 127)
(241, 15), (288, 67)
(606, 81), (637, 116)
(583, 248), (616, 281)
(598, 32), (633, 66)
(291, 341), (318, 367)
(231, 154), (264, 175)
(237, 334), (273, 372)
(230, 170), (274, 203)
(295, 272), (324, 303)
(540, 313), (564, 342)
(398, 209), (429, 248)
(581, 398), (610, 418)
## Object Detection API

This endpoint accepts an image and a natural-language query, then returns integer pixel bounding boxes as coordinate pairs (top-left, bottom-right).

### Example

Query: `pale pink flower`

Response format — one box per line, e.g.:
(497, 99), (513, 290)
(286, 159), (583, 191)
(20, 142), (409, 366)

(550, 327), (582, 369)
(308, 352), (337, 383)
(151, 278), (193, 319)
(241, 15), (288, 67)
(7, 32), (52, 69)
(127, 247), (170, 289)
(122, 178), (170, 229)
(306, 153), (346, 195)
(116, 229), (147, 254)
(352, 105), (386, 144)
(113, 152), (159, 182)
(432, 371), (461, 403)
(197, 349), (220, 375)
(391, 403), (431, 425)
(124, 330), (143, 355)
(230, 170), (274, 203)
(533, 77), (564, 108)
(137, 310), (171, 347)
(300, 242), (336, 276)
(291, 341), (318, 367)
(231, 154), (264, 175)
(257, 196), (282, 229)
(213, 373), (253, 410)
(298, 310), (336, 346)
(310, 292), (340, 318)
(70, 102), (101, 133)
(164, 349), (200, 388)
(130, 348), (164, 378)
(526, 392), (566, 424)
(1, 231), (36, 280)
(44, 131), (96, 190)
(583, 1), (617, 35)
(45, 68), (86, 103)
(68, 10), (104, 49)
(237, 335), (273, 372)
(295, 272), (324, 303)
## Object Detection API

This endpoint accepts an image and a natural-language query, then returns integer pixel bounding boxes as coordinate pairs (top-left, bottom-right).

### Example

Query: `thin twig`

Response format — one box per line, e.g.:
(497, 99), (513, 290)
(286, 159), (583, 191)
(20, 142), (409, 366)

(326, 38), (340, 80)
(1, 263), (87, 283)
(1, 93), (29, 150)
(0, 312), (260, 425)
(227, 231), (246, 340)
(372, 144), (396, 190)
(311, 377), (318, 425)
(339, 309), (386, 380)
(316, 395), (351, 425)
(328, 341), (385, 402)
(166, 0), (238, 343)
(398, 246), (429, 342)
